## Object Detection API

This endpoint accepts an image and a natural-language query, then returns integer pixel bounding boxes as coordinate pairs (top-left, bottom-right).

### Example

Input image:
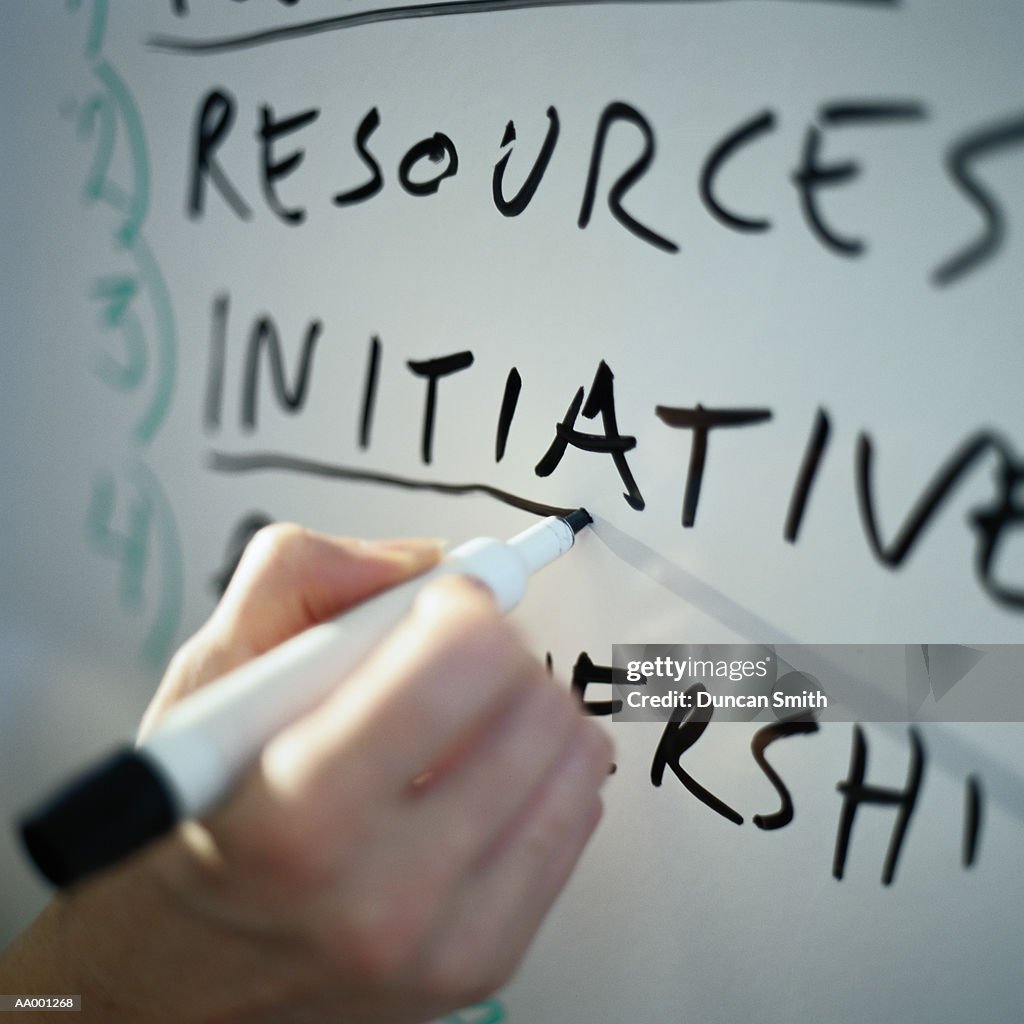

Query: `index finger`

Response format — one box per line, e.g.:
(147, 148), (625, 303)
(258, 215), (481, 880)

(262, 575), (539, 805)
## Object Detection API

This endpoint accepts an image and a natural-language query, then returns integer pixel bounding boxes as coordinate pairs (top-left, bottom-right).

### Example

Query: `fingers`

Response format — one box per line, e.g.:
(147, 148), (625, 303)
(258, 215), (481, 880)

(413, 717), (612, 995)
(264, 576), (534, 804)
(399, 664), (585, 875)
(421, 799), (604, 1003)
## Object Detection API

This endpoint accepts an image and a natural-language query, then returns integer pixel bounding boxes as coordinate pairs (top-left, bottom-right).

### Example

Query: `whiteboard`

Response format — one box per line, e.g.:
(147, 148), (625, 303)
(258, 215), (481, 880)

(2, 2), (1024, 1021)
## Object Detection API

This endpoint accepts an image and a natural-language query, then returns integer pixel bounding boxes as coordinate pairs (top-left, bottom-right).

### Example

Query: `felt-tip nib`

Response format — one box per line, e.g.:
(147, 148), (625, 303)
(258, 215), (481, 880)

(563, 508), (593, 535)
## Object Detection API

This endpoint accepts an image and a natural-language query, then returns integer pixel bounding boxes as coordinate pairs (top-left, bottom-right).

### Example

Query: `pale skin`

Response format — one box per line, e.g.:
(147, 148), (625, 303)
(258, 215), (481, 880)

(0, 525), (613, 1023)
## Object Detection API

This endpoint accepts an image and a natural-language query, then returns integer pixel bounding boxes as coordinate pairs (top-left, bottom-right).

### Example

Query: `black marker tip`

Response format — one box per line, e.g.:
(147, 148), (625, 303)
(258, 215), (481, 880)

(563, 508), (593, 535)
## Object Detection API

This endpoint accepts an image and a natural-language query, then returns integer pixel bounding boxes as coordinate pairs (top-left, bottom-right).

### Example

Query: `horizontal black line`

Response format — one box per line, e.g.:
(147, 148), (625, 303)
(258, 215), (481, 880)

(152, 0), (899, 55)
(820, 100), (928, 124)
(208, 449), (577, 518)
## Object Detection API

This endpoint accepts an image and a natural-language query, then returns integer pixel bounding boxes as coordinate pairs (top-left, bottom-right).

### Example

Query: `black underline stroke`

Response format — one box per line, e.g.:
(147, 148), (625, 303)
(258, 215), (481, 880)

(151, 0), (899, 55)
(209, 449), (577, 517)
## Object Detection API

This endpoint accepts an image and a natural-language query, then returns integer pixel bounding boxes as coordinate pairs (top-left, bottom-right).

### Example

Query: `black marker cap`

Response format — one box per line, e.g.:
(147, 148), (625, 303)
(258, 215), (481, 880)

(19, 748), (177, 888)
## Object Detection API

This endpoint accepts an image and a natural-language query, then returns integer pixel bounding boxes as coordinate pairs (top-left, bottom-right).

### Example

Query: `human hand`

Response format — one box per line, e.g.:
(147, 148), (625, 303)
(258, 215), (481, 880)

(2, 525), (612, 1024)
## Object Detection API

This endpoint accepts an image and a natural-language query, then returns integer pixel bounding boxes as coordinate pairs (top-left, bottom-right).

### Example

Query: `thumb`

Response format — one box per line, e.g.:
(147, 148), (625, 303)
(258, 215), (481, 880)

(213, 525), (442, 653)
(139, 525), (441, 735)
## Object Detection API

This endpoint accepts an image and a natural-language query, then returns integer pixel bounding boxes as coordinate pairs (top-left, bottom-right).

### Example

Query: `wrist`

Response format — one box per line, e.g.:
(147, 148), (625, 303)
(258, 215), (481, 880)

(0, 898), (120, 1024)
(1, 856), (219, 1024)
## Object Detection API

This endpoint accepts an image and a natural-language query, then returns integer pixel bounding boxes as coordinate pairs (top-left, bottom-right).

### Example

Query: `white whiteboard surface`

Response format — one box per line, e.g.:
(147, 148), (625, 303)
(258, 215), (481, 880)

(2, 2), (1024, 1021)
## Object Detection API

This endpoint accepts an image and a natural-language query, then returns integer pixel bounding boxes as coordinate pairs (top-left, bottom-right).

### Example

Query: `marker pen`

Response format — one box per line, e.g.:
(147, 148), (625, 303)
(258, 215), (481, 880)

(20, 510), (592, 888)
